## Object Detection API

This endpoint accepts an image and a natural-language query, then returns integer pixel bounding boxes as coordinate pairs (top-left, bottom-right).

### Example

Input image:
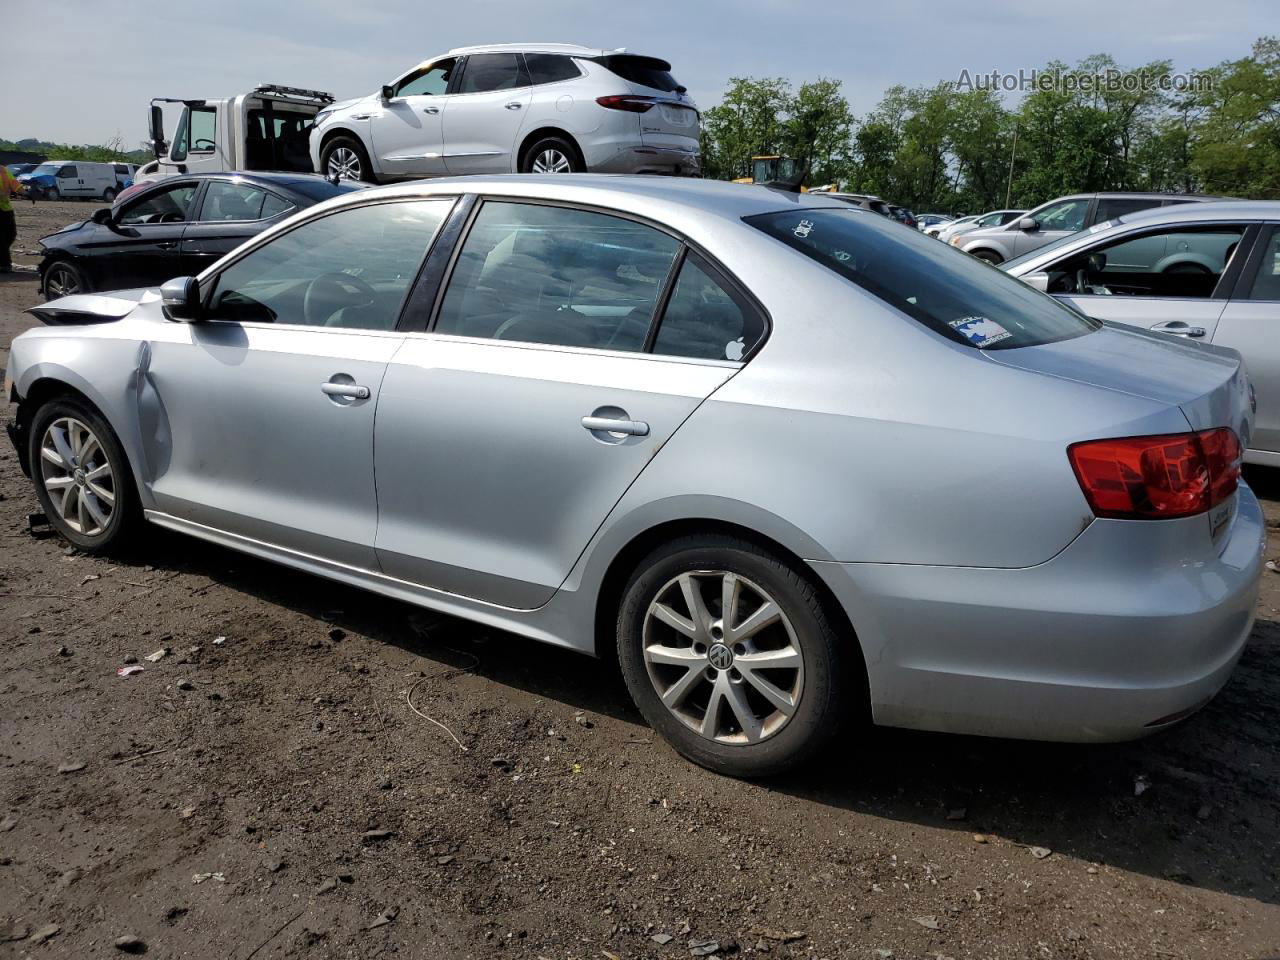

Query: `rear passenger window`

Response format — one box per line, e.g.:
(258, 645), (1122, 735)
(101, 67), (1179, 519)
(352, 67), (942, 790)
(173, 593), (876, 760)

(653, 254), (762, 361)
(524, 53), (581, 85)
(259, 192), (295, 220)
(435, 201), (680, 350)
(202, 181), (272, 221)
(1246, 228), (1280, 301)
(458, 53), (528, 93)
(1095, 197), (1160, 222)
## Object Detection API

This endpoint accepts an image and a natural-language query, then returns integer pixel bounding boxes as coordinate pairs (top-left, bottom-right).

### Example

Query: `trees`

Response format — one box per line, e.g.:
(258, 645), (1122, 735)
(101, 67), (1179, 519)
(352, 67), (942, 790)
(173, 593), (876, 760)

(698, 37), (1280, 209)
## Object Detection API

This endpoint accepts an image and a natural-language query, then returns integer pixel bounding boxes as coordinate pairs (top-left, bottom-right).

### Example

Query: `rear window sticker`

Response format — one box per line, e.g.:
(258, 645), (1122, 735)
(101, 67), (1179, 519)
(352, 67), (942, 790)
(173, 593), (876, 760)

(793, 219), (814, 239)
(949, 315), (1013, 348)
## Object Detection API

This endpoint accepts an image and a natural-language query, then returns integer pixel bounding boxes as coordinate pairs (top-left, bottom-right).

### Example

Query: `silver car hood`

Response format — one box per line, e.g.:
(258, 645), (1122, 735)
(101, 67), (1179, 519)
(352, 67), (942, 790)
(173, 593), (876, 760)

(985, 323), (1251, 436)
(28, 288), (156, 326)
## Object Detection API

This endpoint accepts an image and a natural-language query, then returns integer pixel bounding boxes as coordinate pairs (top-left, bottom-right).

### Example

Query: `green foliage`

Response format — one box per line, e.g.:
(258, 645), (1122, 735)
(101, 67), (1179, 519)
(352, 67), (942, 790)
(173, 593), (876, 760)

(701, 37), (1280, 211)
(0, 137), (150, 164)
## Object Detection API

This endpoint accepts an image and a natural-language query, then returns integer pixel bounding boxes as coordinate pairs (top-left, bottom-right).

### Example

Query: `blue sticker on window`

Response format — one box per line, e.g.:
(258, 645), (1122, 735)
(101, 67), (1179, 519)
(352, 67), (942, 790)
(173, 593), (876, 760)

(949, 316), (1012, 348)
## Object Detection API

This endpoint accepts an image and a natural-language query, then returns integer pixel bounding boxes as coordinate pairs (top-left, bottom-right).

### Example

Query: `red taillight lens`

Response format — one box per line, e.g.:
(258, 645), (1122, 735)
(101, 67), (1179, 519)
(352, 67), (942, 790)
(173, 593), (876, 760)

(595, 95), (657, 113)
(1068, 428), (1240, 520)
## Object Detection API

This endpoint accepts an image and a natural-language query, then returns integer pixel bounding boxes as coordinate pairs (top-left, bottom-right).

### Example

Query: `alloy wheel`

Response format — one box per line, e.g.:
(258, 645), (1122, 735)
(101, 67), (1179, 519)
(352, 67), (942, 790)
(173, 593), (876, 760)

(39, 417), (115, 536)
(531, 149), (573, 174)
(642, 570), (804, 745)
(45, 265), (80, 298)
(327, 147), (363, 181)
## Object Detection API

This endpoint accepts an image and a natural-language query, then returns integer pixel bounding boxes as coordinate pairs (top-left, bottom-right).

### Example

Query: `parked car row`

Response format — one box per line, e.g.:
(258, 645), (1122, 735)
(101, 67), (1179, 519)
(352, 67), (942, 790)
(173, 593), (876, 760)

(7, 175), (1264, 778)
(16, 161), (137, 202)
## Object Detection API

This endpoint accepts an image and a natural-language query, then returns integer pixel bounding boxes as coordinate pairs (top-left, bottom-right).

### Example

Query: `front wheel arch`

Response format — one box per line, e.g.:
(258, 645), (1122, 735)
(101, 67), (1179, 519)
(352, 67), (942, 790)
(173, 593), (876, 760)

(319, 129), (377, 182)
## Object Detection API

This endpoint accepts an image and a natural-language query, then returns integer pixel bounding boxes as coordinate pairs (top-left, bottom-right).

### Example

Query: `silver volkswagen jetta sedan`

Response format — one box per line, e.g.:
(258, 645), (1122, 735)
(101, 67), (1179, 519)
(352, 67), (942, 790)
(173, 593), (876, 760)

(4, 177), (1264, 777)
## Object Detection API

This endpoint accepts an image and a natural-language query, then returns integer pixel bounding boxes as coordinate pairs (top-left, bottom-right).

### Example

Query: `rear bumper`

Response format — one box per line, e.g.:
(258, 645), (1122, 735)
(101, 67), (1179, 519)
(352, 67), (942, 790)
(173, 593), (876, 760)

(810, 483), (1265, 742)
(588, 145), (701, 177)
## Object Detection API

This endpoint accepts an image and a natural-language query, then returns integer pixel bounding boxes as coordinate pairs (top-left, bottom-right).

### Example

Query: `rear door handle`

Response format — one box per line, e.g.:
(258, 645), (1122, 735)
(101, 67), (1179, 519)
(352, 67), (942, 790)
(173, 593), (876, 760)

(581, 416), (649, 437)
(505, 102), (523, 110)
(321, 382), (371, 400)
(1151, 321), (1207, 338)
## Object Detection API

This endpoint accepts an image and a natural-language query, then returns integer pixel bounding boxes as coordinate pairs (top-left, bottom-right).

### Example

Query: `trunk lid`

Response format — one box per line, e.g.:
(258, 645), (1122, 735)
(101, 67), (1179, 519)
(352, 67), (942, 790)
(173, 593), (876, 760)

(986, 322), (1252, 438)
(593, 53), (700, 150)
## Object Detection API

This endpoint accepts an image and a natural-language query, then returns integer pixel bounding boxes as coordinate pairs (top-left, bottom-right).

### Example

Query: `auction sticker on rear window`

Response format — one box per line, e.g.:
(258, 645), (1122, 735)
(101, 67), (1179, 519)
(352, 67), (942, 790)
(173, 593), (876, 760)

(949, 316), (1012, 348)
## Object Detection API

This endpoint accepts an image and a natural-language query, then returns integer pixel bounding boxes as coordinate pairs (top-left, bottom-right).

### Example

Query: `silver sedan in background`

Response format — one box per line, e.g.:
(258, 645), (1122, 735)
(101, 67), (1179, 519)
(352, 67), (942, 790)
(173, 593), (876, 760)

(5, 177), (1263, 777)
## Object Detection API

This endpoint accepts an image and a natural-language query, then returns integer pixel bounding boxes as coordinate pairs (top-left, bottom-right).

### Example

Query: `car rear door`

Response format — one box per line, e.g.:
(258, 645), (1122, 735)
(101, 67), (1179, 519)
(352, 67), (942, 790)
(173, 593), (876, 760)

(179, 179), (296, 277)
(1213, 224), (1280, 454)
(143, 197), (454, 568)
(373, 198), (766, 609)
(442, 53), (532, 175)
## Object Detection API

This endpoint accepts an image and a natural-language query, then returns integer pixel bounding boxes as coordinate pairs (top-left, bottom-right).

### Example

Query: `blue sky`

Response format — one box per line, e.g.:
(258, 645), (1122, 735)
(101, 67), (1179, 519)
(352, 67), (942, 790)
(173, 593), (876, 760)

(2, 0), (1270, 146)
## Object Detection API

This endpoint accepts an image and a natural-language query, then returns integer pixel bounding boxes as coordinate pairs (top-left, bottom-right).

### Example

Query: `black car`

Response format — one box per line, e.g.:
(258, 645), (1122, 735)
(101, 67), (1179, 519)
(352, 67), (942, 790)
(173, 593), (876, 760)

(38, 172), (367, 300)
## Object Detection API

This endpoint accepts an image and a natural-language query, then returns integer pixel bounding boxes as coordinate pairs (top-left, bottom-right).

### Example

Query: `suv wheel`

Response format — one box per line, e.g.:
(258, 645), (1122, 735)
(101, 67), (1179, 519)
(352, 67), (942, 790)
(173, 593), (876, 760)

(617, 535), (854, 777)
(521, 136), (582, 174)
(28, 398), (141, 554)
(322, 136), (375, 183)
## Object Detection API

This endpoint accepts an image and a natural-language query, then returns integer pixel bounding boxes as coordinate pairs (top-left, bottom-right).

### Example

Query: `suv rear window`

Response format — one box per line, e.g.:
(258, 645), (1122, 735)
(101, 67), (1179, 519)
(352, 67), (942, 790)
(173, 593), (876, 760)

(594, 54), (682, 93)
(746, 208), (1099, 350)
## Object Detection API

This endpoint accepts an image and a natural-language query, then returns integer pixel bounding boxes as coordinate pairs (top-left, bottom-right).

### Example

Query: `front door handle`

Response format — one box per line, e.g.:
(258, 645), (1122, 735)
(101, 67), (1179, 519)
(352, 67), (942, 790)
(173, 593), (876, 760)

(1151, 321), (1207, 338)
(505, 102), (523, 110)
(156, 241), (178, 250)
(423, 106), (440, 115)
(581, 415), (649, 437)
(321, 382), (371, 400)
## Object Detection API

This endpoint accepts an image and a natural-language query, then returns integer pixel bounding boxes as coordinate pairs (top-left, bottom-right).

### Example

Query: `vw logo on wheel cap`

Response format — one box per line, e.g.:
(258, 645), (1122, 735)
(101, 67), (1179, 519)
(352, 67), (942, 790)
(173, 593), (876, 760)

(707, 642), (734, 670)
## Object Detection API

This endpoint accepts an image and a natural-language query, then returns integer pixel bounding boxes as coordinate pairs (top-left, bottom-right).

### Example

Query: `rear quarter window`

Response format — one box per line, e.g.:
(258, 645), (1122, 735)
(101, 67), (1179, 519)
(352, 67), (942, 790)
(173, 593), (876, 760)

(746, 208), (1100, 350)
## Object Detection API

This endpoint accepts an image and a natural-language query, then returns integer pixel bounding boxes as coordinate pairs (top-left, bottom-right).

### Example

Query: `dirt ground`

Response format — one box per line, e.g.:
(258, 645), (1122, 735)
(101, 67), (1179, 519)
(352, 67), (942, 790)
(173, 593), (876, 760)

(1, 200), (1278, 960)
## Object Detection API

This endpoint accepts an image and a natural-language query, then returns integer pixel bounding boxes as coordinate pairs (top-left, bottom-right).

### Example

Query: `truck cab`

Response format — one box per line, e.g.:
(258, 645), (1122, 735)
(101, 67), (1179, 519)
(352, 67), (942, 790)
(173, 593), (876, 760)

(134, 85), (333, 187)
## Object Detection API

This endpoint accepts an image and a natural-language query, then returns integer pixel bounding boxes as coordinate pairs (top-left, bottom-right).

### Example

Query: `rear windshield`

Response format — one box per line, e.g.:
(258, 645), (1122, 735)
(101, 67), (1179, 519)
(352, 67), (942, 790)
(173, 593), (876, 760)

(282, 178), (370, 202)
(595, 54), (681, 92)
(746, 208), (1100, 350)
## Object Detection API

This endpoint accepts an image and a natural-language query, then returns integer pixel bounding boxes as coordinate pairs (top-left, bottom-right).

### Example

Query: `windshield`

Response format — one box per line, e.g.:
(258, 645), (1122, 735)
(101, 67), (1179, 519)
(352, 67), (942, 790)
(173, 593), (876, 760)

(29, 163), (62, 176)
(746, 207), (1100, 350)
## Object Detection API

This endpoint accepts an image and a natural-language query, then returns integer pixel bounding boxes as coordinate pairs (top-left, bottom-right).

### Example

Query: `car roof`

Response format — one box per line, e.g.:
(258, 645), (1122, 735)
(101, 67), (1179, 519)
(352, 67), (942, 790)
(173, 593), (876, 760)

(442, 43), (648, 58)
(1114, 199), (1278, 225)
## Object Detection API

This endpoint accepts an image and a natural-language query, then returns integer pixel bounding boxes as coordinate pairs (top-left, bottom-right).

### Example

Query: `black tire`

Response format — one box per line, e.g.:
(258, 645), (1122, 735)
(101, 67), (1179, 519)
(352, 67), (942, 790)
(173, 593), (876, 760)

(971, 249), (1004, 265)
(102, 187), (117, 202)
(320, 135), (377, 183)
(47, 186), (60, 201)
(43, 260), (88, 300)
(616, 534), (856, 778)
(28, 397), (142, 554)
(520, 135), (583, 174)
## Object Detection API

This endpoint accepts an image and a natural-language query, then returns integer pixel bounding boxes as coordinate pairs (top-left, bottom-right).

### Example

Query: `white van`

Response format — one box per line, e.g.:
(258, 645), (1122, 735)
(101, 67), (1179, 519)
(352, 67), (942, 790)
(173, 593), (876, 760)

(17, 161), (123, 201)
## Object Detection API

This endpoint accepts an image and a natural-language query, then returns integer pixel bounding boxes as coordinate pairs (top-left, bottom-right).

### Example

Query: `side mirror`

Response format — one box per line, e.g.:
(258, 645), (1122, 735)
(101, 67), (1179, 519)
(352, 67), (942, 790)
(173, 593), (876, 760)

(91, 207), (114, 225)
(160, 276), (203, 322)
(1018, 217), (1039, 232)
(148, 104), (166, 158)
(1022, 271), (1051, 292)
(380, 84), (395, 102)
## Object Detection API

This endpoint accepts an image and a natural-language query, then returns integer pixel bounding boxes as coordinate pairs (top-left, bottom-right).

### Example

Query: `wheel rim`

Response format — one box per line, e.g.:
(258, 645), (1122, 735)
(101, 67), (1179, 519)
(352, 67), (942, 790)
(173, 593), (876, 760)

(39, 417), (115, 537)
(46, 265), (79, 298)
(531, 148), (572, 174)
(642, 571), (804, 745)
(327, 147), (363, 181)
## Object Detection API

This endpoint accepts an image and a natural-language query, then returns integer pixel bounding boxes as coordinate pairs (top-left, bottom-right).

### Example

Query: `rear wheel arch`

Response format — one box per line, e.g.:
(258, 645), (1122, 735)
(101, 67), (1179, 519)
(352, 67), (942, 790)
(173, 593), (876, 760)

(517, 127), (585, 172)
(592, 518), (869, 708)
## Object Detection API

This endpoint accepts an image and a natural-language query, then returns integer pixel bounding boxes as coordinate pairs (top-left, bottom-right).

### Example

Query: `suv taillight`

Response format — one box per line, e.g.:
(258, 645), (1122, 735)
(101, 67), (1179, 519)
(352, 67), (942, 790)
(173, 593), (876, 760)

(595, 95), (657, 113)
(1068, 428), (1240, 520)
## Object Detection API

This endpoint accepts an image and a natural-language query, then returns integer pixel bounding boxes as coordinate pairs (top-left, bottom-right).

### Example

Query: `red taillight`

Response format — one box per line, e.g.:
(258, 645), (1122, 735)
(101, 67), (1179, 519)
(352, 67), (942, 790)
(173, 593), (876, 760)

(595, 95), (657, 113)
(1068, 428), (1240, 520)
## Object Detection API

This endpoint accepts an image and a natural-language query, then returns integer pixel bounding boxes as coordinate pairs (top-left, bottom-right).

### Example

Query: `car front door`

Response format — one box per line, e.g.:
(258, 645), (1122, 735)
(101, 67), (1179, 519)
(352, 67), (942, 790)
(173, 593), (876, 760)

(142, 197), (455, 568)
(442, 53), (533, 175)
(179, 179), (296, 277)
(1048, 223), (1248, 339)
(55, 165), (85, 198)
(373, 199), (766, 608)
(1214, 224), (1280, 455)
(1008, 197), (1091, 257)
(369, 59), (456, 178)
(85, 180), (201, 290)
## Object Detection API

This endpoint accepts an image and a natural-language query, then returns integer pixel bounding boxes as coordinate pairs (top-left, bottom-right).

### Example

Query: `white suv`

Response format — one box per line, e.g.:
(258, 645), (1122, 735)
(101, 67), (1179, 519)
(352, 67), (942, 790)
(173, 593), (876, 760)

(310, 44), (701, 183)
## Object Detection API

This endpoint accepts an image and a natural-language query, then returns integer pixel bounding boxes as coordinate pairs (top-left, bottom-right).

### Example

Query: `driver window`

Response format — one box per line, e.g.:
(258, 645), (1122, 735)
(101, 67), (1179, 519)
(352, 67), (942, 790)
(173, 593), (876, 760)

(395, 59), (456, 97)
(1045, 225), (1246, 298)
(117, 183), (199, 226)
(434, 201), (680, 350)
(58, 166), (77, 179)
(205, 199), (451, 329)
(1031, 200), (1088, 232)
